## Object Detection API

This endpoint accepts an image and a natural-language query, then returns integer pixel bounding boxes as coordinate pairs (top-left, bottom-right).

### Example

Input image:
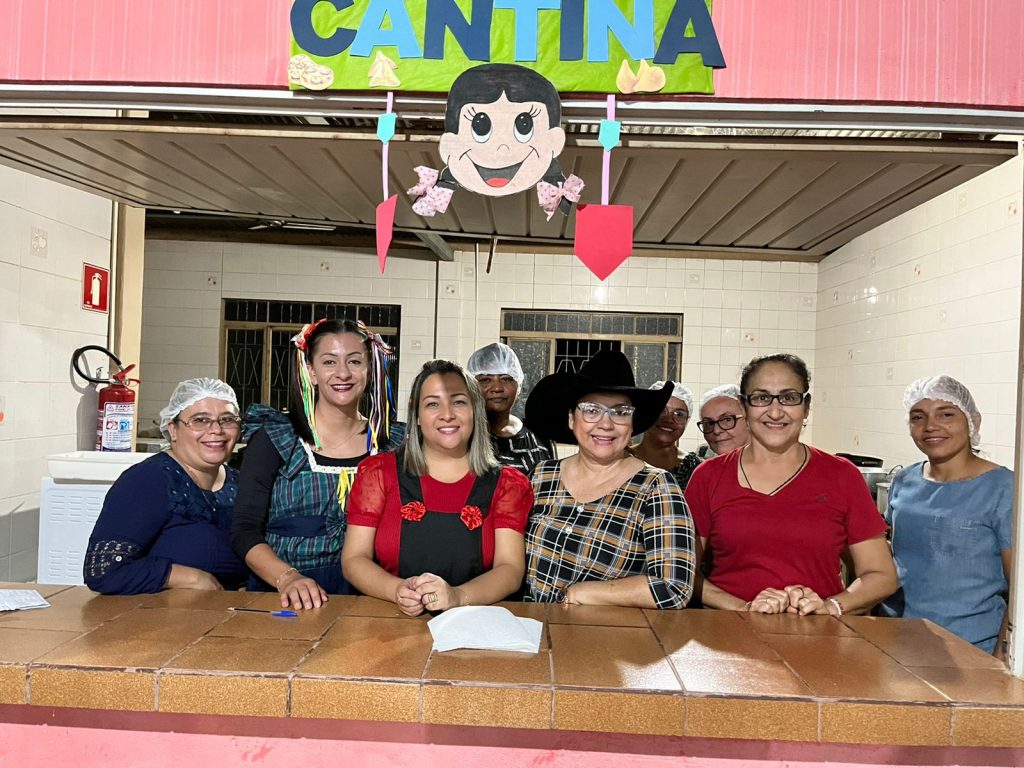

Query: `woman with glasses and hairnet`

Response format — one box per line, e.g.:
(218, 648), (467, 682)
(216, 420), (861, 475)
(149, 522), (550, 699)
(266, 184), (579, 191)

(695, 384), (749, 458)
(466, 343), (554, 475)
(84, 378), (249, 594)
(632, 381), (702, 490)
(879, 376), (1014, 658)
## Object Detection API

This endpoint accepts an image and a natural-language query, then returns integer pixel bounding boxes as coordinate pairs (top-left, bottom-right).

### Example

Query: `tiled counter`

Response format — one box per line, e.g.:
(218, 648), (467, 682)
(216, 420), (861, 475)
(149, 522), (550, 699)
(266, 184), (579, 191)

(1, 584), (1023, 762)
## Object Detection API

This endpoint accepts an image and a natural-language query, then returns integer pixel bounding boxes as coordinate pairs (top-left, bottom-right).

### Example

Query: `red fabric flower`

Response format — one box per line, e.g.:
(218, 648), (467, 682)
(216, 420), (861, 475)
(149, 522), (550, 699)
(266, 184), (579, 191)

(460, 505), (483, 531)
(401, 500), (427, 522)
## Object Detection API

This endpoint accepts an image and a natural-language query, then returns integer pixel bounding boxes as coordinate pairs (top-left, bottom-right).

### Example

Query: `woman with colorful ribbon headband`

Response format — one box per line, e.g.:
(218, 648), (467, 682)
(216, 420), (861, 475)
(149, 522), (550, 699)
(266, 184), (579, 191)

(342, 359), (533, 616)
(231, 319), (404, 610)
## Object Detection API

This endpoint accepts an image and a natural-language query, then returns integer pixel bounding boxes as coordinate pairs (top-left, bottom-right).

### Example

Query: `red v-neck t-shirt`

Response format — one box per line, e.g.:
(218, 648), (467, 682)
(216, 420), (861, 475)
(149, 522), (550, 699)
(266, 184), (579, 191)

(685, 446), (886, 602)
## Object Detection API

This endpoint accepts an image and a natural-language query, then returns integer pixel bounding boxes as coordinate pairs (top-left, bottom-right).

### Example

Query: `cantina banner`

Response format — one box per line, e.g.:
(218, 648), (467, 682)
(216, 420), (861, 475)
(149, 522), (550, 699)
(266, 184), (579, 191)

(289, 0), (724, 94)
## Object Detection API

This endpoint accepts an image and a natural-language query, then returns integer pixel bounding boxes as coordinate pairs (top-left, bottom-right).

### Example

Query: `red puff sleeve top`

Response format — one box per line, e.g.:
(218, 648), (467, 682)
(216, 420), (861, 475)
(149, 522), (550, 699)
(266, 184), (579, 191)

(347, 452), (533, 577)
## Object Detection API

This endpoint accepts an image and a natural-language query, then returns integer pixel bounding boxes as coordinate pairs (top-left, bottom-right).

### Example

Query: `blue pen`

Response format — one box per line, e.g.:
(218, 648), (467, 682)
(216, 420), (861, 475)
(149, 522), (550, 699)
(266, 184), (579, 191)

(229, 607), (298, 618)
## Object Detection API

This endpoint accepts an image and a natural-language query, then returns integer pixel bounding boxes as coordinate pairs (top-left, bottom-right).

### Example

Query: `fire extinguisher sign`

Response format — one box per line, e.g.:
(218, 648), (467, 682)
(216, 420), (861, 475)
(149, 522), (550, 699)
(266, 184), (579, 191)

(82, 263), (110, 313)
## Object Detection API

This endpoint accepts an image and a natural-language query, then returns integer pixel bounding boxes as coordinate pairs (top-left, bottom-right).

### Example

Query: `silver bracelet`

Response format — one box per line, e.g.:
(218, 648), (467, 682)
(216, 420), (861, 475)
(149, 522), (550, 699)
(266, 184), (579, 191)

(826, 596), (844, 616)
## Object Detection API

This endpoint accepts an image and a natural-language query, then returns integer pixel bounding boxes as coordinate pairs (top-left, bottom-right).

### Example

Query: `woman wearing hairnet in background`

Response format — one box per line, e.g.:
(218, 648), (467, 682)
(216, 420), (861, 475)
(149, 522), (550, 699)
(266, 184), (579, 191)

(879, 375), (1014, 659)
(632, 381), (702, 489)
(84, 378), (249, 594)
(466, 342), (555, 475)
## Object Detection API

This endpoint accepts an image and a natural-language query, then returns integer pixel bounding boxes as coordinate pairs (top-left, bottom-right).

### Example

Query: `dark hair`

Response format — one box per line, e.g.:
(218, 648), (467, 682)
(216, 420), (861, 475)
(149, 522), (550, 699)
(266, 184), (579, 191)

(739, 353), (812, 395)
(441, 64), (568, 209)
(402, 359), (496, 477)
(444, 63), (561, 134)
(287, 319), (389, 445)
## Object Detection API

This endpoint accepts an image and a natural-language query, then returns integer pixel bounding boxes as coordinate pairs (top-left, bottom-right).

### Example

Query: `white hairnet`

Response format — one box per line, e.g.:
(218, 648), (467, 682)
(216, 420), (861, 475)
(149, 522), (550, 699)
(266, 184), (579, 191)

(650, 380), (693, 417)
(466, 342), (524, 386)
(903, 375), (981, 447)
(700, 384), (742, 411)
(159, 378), (239, 439)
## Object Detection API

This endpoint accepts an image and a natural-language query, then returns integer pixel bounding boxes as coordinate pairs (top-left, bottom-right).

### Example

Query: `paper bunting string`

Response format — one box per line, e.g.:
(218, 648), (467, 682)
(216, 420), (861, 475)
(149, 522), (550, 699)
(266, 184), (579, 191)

(574, 95), (634, 281)
(376, 91), (398, 273)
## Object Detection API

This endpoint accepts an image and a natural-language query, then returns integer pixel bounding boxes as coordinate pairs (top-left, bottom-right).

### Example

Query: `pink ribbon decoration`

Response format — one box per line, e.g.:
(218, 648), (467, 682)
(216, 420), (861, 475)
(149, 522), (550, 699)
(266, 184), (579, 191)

(407, 166), (453, 217)
(537, 174), (585, 220)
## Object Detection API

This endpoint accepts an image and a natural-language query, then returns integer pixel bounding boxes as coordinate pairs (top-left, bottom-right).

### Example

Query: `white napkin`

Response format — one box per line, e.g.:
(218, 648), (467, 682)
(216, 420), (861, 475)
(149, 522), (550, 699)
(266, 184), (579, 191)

(428, 606), (542, 653)
(0, 589), (50, 612)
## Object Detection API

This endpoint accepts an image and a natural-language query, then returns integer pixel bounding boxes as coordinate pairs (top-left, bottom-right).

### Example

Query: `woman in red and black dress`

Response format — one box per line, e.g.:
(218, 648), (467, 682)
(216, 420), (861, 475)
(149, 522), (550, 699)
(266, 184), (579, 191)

(342, 360), (533, 615)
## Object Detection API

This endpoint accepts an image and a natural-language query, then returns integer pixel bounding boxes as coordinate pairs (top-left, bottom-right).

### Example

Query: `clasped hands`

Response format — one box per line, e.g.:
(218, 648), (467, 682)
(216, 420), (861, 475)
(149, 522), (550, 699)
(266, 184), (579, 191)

(394, 572), (463, 617)
(745, 585), (832, 615)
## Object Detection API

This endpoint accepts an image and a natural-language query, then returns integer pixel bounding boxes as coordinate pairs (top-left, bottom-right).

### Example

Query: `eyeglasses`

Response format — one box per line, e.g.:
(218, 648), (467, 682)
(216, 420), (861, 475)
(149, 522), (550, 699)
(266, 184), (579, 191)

(742, 390), (809, 408)
(176, 415), (243, 431)
(575, 402), (636, 424)
(661, 408), (689, 425)
(696, 414), (744, 434)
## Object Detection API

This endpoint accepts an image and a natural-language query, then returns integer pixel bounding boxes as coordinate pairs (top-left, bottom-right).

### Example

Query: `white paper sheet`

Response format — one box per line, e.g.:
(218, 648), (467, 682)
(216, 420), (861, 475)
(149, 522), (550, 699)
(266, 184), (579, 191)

(428, 605), (542, 653)
(0, 589), (50, 612)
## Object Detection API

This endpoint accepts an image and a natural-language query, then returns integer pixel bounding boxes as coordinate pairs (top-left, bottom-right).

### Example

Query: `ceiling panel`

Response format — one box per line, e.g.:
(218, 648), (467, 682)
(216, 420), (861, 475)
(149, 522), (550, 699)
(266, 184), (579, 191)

(0, 118), (1014, 261)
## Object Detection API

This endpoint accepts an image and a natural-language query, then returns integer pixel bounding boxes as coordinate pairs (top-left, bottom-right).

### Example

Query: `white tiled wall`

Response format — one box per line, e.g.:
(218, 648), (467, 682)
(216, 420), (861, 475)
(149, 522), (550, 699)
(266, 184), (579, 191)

(141, 241), (818, 455)
(0, 164), (113, 581)
(139, 241), (442, 431)
(141, 152), (1022, 470)
(813, 151), (1023, 469)
(434, 250), (818, 455)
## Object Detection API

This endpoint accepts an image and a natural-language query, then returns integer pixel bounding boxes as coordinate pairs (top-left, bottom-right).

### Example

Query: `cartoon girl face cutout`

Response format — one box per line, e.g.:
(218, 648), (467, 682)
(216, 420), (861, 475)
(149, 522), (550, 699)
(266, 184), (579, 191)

(438, 64), (567, 197)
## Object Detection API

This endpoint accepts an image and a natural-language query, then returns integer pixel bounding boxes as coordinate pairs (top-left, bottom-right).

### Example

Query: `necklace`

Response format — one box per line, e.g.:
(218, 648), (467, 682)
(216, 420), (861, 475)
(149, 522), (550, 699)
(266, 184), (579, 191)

(739, 444), (808, 496)
(316, 422), (368, 452)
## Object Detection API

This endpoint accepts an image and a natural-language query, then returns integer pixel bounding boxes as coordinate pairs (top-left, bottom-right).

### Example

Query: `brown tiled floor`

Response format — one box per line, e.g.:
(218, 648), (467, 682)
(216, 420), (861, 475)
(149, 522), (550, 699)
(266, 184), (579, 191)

(549, 624), (681, 691)
(673, 657), (812, 697)
(840, 615), (1004, 669)
(0, 588), (144, 631)
(165, 636), (312, 674)
(0, 627), (83, 663)
(34, 607), (227, 668)
(648, 609), (781, 661)
(425, 648), (552, 685)
(761, 634), (948, 701)
(297, 616), (433, 679)
(2, 586), (1023, 750)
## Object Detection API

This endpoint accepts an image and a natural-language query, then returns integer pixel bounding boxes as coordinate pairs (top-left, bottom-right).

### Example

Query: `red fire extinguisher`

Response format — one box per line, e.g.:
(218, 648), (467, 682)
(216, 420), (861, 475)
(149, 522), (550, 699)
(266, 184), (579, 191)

(95, 365), (140, 452)
(72, 346), (142, 452)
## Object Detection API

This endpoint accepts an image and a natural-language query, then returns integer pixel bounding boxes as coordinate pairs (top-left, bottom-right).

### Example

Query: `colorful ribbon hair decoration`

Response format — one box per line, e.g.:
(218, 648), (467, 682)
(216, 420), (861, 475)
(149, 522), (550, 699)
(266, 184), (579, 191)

(356, 319), (397, 454)
(291, 318), (396, 453)
(291, 320), (329, 449)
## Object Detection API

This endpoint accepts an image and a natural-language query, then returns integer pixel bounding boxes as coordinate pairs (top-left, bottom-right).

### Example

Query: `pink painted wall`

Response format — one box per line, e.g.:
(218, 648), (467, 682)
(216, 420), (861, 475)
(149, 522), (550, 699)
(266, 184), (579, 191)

(1, 0), (1023, 109)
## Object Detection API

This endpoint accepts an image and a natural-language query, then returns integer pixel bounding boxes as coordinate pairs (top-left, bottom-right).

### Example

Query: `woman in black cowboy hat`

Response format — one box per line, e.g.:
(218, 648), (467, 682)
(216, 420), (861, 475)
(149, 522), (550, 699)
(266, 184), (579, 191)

(522, 351), (697, 608)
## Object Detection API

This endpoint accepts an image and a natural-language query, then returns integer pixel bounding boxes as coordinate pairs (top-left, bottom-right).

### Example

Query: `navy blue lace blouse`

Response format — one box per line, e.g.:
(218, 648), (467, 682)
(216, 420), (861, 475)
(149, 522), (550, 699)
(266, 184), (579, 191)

(84, 452), (248, 594)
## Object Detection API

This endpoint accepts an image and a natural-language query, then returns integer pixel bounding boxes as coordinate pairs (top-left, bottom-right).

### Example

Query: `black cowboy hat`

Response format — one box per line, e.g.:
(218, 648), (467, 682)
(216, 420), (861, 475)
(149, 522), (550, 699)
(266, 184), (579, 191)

(524, 350), (673, 444)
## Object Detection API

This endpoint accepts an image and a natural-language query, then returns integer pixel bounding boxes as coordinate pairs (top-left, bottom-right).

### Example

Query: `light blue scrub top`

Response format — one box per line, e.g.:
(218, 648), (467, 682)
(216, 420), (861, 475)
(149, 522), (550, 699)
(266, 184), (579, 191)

(879, 462), (1013, 653)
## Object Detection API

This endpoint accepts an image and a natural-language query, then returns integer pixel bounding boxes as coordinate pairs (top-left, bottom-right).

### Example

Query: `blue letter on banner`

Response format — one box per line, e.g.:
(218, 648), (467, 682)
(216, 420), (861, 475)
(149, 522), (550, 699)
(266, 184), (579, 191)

(352, 0), (423, 57)
(588, 0), (655, 63)
(424, 0), (493, 61)
(291, 0), (356, 57)
(654, 0), (726, 68)
(493, 0), (561, 62)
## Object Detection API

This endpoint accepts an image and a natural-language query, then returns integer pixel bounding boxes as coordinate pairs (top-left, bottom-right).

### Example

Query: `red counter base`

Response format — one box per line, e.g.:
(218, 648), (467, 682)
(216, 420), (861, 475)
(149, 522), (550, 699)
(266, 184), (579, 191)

(1, 705), (1022, 768)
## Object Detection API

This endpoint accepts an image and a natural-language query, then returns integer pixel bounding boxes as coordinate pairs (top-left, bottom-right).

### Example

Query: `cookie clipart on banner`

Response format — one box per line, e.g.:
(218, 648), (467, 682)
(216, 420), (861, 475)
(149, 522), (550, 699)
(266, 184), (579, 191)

(408, 63), (583, 219)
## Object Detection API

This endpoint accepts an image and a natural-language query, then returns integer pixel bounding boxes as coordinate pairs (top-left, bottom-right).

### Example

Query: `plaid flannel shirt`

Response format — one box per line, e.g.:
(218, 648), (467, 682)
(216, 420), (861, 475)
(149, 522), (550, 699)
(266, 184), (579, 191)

(524, 460), (696, 608)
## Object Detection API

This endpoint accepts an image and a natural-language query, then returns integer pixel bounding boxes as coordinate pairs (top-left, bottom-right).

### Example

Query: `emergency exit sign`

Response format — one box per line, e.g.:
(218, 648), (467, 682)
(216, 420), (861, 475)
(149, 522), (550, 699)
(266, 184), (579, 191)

(82, 263), (109, 313)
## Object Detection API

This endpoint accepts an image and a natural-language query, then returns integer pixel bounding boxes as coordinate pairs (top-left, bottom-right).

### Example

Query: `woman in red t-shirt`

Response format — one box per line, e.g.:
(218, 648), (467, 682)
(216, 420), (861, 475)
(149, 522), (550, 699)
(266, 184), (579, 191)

(342, 359), (533, 616)
(685, 353), (897, 616)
